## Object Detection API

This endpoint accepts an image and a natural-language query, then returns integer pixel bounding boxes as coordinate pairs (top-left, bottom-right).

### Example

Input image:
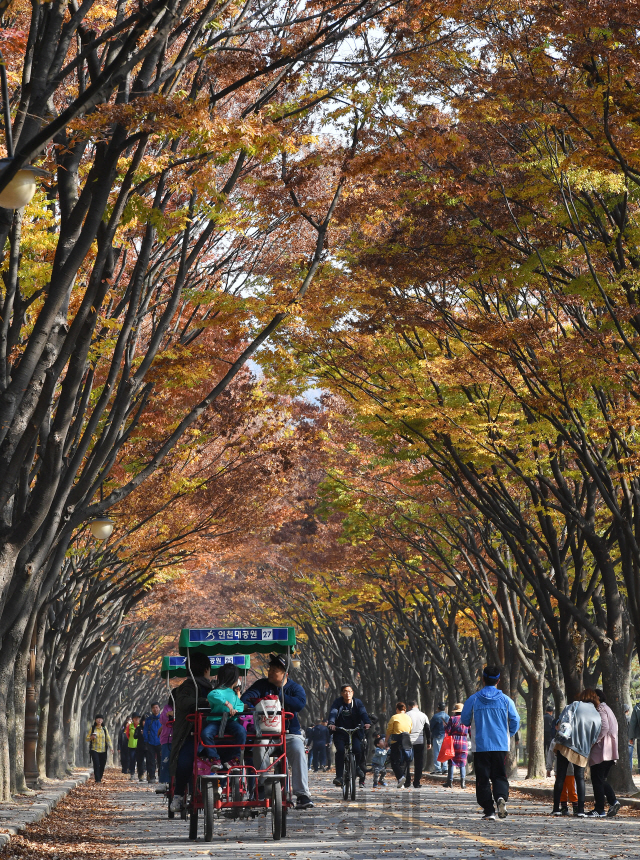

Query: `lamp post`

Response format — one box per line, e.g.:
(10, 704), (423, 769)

(291, 658), (301, 670)
(340, 624), (353, 638)
(108, 643), (121, 656)
(89, 516), (115, 540)
(0, 51), (49, 209)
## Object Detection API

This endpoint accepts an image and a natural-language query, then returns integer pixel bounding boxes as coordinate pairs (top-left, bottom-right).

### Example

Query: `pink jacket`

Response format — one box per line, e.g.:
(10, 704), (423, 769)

(589, 702), (618, 765)
(159, 702), (174, 744)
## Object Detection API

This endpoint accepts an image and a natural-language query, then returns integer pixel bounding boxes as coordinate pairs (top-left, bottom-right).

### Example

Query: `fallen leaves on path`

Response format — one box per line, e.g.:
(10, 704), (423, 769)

(0, 771), (144, 860)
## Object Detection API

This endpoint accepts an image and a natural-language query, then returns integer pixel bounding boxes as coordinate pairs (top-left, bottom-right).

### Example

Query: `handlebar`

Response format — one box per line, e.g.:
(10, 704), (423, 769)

(336, 725), (365, 735)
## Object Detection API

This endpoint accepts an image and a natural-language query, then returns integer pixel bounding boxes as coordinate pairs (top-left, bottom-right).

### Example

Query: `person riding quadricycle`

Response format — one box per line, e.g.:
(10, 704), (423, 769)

(167, 626), (307, 842)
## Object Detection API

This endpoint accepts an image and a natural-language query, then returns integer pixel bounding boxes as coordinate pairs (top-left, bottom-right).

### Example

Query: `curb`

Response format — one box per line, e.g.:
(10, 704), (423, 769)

(424, 773), (640, 809)
(0, 771), (91, 848)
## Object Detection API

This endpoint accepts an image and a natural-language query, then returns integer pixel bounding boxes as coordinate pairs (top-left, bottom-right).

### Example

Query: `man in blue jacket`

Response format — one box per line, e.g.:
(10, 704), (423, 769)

(328, 684), (371, 788)
(308, 720), (331, 771)
(461, 666), (520, 821)
(242, 653), (314, 809)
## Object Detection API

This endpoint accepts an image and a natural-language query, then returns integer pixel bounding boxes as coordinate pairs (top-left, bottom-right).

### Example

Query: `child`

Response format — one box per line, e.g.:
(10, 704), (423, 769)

(371, 737), (389, 787)
(547, 736), (578, 815)
(200, 664), (247, 769)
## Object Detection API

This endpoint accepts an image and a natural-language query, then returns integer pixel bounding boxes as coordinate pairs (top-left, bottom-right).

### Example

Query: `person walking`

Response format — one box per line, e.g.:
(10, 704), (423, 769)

(629, 701), (640, 774)
(547, 736), (578, 815)
(385, 702), (413, 788)
(543, 705), (555, 754)
(134, 715), (147, 781)
(550, 689), (602, 818)
(117, 719), (130, 774)
(407, 700), (431, 788)
(308, 719), (331, 772)
(587, 690), (621, 818)
(126, 714), (143, 780)
(143, 702), (162, 783)
(371, 736), (389, 786)
(443, 704), (469, 788)
(159, 698), (174, 786)
(460, 666), (520, 821)
(86, 714), (112, 783)
(430, 703), (449, 774)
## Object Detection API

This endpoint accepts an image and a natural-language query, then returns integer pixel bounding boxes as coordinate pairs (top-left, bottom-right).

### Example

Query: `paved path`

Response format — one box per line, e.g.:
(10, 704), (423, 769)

(105, 771), (640, 859)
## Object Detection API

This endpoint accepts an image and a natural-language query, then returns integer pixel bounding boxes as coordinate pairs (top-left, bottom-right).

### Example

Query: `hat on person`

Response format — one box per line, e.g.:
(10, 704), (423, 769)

(452, 702), (464, 714)
(268, 653), (287, 670)
(437, 702), (446, 710)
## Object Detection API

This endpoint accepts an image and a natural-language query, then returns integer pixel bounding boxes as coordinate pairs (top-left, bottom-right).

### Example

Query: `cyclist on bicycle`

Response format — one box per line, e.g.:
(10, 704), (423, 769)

(328, 684), (371, 788)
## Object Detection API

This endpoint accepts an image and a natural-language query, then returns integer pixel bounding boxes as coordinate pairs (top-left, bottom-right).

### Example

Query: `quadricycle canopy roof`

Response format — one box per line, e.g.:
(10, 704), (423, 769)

(178, 626), (296, 657)
(161, 654), (251, 679)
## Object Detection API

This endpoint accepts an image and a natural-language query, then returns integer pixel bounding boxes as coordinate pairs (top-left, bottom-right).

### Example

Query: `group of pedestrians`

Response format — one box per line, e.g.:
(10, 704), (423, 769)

(548, 689), (621, 819)
(112, 702), (170, 784)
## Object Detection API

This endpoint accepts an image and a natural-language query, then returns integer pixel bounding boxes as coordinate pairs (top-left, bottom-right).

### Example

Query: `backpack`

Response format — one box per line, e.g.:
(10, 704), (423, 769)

(556, 702), (578, 744)
(399, 731), (414, 763)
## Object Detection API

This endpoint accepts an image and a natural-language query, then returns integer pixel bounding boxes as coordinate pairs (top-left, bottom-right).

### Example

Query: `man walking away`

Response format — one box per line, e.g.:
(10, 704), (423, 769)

(143, 702), (162, 783)
(407, 701), (431, 788)
(430, 703), (449, 774)
(543, 705), (555, 755)
(309, 719), (331, 772)
(461, 666), (520, 821)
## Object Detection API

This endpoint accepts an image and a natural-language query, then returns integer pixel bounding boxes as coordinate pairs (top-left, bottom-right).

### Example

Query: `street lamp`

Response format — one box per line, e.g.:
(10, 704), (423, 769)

(108, 644), (121, 656)
(291, 658), (301, 669)
(340, 624), (353, 637)
(0, 52), (50, 209)
(89, 516), (115, 540)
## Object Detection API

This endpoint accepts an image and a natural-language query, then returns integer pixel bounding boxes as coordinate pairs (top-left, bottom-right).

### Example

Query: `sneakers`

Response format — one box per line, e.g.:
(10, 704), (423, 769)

(333, 777), (343, 787)
(209, 757), (224, 771)
(496, 797), (507, 819)
(607, 801), (621, 818)
(586, 810), (606, 818)
(169, 797), (184, 812)
(551, 810), (563, 816)
(148, 778), (157, 784)
(482, 812), (496, 820)
(397, 776), (405, 788)
(226, 757), (241, 770)
(359, 778), (365, 788)
(296, 795), (314, 809)
(575, 812), (586, 818)
(379, 779), (387, 786)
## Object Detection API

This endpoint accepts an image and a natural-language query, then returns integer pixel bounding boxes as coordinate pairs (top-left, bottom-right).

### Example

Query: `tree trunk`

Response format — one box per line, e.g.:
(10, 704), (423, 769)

(600, 647), (636, 795)
(526, 642), (545, 779)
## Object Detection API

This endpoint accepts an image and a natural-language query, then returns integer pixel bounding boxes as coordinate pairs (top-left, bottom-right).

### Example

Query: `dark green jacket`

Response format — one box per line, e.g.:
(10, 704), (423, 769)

(169, 675), (212, 775)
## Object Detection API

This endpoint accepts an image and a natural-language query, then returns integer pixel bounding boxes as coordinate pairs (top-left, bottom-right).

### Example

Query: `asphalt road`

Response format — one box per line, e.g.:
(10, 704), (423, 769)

(105, 771), (639, 859)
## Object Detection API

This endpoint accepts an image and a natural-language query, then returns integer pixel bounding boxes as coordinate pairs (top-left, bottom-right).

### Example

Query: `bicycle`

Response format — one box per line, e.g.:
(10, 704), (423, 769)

(336, 726), (364, 801)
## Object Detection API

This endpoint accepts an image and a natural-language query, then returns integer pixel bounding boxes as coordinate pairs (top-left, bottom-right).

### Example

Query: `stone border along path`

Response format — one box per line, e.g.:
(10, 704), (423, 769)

(104, 770), (640, 859)
(0, 770), (91, 848)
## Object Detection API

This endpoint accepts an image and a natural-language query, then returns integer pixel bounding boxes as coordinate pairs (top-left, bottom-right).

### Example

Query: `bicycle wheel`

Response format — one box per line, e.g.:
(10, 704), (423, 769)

(203, 780), (214, 842)
(349, 753), (357, 801)
(231, 773), (241, 820)
(271, 781), (282, 840)
(342, 756), (350, 800)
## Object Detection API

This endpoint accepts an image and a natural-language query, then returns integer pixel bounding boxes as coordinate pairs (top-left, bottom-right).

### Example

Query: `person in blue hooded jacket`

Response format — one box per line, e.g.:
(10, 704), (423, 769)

(461, 666), (520, 821)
